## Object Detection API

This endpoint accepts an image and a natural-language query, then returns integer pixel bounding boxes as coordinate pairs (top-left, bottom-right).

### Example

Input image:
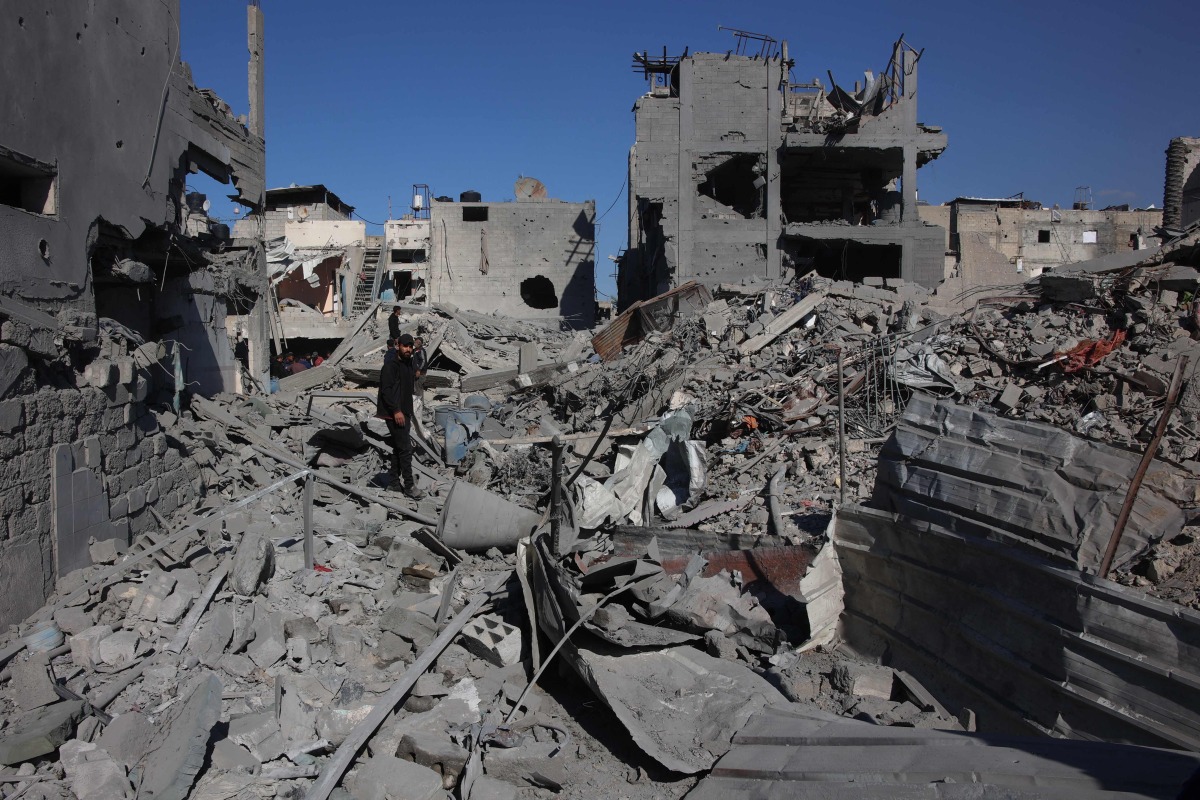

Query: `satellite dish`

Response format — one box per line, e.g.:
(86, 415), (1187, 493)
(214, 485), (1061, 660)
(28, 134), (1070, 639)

(202, 198), (211, 213)
(298, 205), (310, 220)
(514, 176), (548, 200)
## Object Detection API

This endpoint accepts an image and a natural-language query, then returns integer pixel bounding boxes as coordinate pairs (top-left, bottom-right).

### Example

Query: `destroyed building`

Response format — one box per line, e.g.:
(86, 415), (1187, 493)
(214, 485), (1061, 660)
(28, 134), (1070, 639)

(426, 188), (596, 328)
(618, 34), (947, 310)
(256, 182), (597, 338)
(1165, 136), (1200, 232)
(0, 1), (267, 625)
(6, 8), (1200, 800)
(924, 196), (1162, 296)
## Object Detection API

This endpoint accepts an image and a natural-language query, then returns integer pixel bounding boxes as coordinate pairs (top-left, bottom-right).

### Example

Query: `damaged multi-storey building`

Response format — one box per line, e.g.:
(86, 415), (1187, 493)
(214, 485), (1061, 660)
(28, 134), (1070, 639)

(618, 33), (947, 309)
(0, 1), (268, 624)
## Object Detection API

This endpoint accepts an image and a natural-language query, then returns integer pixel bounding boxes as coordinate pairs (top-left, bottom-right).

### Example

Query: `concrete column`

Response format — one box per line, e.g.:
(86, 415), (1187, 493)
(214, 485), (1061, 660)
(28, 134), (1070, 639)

(676, 59), (694, 286)
(247, 2), (265, 139)
(901, 143), (917, 224)
(765, 56), (784, 280)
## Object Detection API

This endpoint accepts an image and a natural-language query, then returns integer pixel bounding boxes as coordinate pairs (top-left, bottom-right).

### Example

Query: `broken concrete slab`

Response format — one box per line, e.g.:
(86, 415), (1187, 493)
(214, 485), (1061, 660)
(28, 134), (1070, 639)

(134, 672), (222, 800)
(0, 700), (84, 765)
(229, 530), (275, 596)
(59, 740), (132, 800)
(352, 754), (444, 800)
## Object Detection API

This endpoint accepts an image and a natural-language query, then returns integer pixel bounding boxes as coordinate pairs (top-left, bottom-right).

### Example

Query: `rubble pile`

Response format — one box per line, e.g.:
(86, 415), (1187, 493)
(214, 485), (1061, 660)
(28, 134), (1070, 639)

(4, 229), (1200, 797)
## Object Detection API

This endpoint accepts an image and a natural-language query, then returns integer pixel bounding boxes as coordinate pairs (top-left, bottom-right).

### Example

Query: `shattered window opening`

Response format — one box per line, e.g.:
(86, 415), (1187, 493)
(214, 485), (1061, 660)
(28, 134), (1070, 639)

(697, 153), (765, 219)
(520, 275), (559, 309)
(0, 146), (57, 215)
(462, 206), (489, 222)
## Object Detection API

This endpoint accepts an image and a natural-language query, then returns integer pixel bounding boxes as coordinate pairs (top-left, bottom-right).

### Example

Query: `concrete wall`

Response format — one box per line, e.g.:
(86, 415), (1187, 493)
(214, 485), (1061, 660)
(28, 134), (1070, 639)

(284, 219), (365, 248)
(938, 205), (1162, 291)
(0, 1), (263, 303)
(428, 200), (595, 328)
(0, 353), (202, 628)
(679, 54), (781, 288)
(835, 505), (1200, 752)
(0, 1), (261, 625)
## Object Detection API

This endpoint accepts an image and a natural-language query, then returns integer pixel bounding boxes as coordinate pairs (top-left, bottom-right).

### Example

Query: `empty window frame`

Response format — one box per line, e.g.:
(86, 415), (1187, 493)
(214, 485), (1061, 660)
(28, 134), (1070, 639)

(1037, 229), (1051, 243)
(391, 248), (426, 264)
(462, 206), (488, 222)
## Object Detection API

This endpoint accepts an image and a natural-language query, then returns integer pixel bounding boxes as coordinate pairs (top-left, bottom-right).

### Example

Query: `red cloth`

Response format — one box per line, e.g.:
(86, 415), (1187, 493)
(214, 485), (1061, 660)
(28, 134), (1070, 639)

(1060, 329), (1126, 373)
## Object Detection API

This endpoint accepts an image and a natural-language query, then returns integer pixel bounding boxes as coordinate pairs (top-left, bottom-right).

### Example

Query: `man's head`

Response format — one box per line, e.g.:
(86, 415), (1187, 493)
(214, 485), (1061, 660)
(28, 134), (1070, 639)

(284, 352), (294, 363)
(392, 306), (402, 315)
(414, 336), (424, 350)
(397, 333), (415, 360)
(386, 338), (396, 350)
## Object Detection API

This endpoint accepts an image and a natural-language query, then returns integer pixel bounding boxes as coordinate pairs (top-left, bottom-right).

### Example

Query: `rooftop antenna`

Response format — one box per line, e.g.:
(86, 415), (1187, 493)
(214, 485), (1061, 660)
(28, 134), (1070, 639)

(717, 26), (778, 58)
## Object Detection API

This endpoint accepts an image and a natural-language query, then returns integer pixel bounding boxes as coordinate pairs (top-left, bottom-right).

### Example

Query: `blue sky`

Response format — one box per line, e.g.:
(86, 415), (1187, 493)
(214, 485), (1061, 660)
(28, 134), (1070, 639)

(180, 0), (1200, 300)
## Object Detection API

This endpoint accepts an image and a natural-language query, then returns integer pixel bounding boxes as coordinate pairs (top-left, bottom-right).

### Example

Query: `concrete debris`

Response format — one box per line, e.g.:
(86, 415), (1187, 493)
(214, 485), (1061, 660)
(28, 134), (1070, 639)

(4, 42), (1200, 796)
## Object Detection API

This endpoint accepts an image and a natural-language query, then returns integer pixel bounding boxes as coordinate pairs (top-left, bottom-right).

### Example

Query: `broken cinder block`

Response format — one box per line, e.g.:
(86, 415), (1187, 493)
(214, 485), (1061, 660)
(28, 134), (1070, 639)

(459, 615), (522, 667)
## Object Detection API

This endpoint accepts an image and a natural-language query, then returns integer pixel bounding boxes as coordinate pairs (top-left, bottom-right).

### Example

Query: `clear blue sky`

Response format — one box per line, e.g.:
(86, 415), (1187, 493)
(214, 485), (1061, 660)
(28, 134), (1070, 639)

(181, 0), (1200, 300)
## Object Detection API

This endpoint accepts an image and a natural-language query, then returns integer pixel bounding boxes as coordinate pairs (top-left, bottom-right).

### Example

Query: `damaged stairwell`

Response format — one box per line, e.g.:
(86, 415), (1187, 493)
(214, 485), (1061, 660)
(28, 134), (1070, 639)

(6, 226), (1200, 799)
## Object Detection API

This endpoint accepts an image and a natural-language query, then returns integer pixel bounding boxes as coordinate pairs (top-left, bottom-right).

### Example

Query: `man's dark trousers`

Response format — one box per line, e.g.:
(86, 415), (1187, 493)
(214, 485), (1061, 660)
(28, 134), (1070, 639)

(386, 417), (414, 487)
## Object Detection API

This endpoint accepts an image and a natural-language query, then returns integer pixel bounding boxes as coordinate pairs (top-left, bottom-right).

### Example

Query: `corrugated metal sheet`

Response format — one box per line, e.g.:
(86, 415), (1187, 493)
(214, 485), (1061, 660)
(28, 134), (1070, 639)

(592, 281), (713, 362)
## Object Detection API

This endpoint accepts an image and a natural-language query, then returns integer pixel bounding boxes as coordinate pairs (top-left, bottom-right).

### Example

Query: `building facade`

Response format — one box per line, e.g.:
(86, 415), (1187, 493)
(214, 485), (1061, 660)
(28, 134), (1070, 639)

(618, 36), (947, 309)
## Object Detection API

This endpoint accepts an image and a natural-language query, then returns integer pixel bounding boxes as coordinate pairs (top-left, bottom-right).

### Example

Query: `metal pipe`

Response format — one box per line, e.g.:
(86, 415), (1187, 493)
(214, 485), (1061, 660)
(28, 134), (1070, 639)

(549, 436), (565, 555)
(837, 346), (847, 505)
(1098, 354), (1189, 577)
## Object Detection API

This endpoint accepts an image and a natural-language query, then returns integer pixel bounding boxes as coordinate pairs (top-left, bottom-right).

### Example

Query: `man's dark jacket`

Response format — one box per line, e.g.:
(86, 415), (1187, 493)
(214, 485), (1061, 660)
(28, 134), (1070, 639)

(376, 355), (415, 418)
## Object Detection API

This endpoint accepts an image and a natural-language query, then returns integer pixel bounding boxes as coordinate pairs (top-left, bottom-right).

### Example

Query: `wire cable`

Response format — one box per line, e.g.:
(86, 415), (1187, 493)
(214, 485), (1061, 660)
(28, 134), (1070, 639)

(594, 177), (627, 224)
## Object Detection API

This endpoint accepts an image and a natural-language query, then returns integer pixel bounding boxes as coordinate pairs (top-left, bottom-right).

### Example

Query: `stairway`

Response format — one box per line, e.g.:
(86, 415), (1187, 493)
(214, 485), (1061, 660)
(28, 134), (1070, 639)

(351, 245), (382, 315)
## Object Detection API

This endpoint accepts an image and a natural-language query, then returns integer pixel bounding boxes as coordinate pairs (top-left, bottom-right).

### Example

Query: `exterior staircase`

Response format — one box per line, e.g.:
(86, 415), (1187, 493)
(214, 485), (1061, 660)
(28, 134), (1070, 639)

(351, 245), (382, 315)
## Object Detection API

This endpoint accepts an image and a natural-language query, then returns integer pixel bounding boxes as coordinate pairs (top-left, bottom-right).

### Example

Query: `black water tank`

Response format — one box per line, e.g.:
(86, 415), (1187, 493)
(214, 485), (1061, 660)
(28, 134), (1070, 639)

(460, 190), (482, 203)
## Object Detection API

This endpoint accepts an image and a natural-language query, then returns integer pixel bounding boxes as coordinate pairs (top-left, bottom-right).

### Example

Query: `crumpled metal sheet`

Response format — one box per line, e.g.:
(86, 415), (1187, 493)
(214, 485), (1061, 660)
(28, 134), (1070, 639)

(891, 345), (975, 395)
(570, 644), (786, 774)
(876, 393), (1181, 571)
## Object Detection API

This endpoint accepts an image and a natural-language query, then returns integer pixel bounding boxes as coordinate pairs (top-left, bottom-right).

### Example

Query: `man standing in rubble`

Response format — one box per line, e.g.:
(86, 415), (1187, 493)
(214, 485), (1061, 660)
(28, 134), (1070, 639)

(388, 305), (403, 342)
(377, 333), (424, 499)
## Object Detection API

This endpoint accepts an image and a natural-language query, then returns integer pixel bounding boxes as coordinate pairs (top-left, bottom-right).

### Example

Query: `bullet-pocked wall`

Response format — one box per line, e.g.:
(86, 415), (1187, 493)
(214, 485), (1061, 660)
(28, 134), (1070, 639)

(0, 1), (263, 626)
(428, 200), (596, 329)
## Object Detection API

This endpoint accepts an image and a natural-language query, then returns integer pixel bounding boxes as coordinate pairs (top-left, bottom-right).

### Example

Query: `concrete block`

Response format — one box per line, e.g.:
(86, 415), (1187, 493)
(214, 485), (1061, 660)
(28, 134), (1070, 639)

(59, 740), (132, 800)
(156, 589), (194, 626)
(459, 615), (522, 667)
(71, 624), (114, 669)
(89, 537), (120, 564)
(380, 605), (438, 651)
(228, 712), (286, 763)
(353, 754), (443, 800)
(10, 656), (61, 712)
(230, 531), (275, 596)
(97, 630), (140, 667)
(397, 731), (469, 787)
(995, 383), (1023, 412)
(831, 661), (895, 700)
(54, 605), (93, 635)
(0, 701), (85, 765)
(0, 399), (25, 433)
(247, 612), (286, 668)
(469, 776), (519, 800)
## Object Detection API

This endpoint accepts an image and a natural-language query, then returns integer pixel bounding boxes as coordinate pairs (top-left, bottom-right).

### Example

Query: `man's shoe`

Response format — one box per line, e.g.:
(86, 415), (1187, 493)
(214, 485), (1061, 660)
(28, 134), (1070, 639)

(386, 478), (405, 492)
(403, 484), (426, 500)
